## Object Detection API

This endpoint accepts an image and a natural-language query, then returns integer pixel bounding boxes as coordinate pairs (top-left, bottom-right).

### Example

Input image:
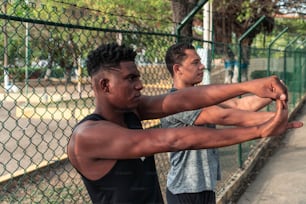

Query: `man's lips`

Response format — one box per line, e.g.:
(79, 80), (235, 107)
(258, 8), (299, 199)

(133, 94), (141, 100)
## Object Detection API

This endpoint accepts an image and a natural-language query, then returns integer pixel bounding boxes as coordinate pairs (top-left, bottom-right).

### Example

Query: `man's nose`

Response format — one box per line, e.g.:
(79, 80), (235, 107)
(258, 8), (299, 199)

(135, 80), (143, 90)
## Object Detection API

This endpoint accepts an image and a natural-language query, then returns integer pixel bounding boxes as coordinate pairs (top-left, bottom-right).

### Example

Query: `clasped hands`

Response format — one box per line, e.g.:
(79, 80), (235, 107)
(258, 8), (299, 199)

(255, 76), (303, 137)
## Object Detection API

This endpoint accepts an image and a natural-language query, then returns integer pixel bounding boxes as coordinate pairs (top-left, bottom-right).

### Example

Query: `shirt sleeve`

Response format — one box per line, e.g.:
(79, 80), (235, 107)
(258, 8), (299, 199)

(160, 109), (202, 128)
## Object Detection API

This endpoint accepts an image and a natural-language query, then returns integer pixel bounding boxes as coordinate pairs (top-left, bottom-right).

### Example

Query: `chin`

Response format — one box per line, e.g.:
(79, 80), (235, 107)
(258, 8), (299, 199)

(194, 79), (202, 84)
(125, 102), (139, 110)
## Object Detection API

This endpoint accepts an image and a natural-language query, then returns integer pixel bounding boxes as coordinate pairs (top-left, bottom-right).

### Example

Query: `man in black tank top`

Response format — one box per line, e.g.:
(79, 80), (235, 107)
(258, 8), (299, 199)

(67, 43), (302, 204)
(75, 113), (163, 203)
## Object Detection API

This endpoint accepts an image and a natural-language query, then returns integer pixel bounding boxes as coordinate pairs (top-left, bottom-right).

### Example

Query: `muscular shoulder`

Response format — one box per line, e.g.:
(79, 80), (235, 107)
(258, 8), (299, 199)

(72, 119), (116, 143)
(68, 120), (118, 179)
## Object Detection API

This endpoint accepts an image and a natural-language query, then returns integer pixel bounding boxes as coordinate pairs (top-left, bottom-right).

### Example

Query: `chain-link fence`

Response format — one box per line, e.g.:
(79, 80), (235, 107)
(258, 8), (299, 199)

(1, 1), (305, 203)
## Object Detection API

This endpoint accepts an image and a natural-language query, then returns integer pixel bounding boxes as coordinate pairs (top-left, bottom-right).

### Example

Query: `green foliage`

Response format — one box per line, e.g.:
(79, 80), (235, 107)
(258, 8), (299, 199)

(237, 1), (252, 23)
(74, 0), (173, 31)
(250, 70), (293, 81)
(0, 66), (66, 82)
(252, 16), (305, 51)
(0, 66), (43, 82)
(276, 18), (306, 36)
(1, 0), (174, 78)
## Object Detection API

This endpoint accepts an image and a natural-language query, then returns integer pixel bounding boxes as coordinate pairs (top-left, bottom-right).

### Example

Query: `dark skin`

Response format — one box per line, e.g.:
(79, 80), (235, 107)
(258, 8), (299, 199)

(67, 61), (303, 181)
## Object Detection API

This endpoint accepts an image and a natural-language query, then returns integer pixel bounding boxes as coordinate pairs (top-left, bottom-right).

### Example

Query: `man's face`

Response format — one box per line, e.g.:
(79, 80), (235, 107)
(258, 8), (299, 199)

(103, 61), (143, 110)
(177, 49), (205, 87)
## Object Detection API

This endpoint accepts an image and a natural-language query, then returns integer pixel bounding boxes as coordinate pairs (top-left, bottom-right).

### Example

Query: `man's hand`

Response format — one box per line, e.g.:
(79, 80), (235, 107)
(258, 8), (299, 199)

(246, 76), (288, 101)
(260, 100), (303, 138)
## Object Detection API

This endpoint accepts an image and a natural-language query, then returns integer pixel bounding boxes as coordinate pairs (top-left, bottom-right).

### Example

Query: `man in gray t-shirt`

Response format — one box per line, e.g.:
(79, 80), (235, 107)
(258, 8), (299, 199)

(162, 43), (274, 204)
(161, 91), (221, 201)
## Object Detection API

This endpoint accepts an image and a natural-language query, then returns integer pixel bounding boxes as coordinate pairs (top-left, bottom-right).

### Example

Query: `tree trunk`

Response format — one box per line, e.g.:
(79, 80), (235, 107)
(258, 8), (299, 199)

(171, 0), (197, 42)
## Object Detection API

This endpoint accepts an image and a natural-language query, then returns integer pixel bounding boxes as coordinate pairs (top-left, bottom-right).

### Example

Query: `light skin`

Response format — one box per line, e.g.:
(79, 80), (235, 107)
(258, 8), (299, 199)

(67, 60), (303, 181)
(172, 49), (274, 127)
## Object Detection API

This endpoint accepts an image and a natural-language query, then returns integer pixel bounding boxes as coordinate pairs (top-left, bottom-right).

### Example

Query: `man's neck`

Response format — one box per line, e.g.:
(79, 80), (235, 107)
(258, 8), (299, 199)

(94, 102), (128, 127)
(173, 81), (194, 90)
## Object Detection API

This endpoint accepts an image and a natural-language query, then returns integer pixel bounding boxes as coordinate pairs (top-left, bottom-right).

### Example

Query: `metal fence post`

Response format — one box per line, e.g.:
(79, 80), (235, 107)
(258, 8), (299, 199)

(266, 27), (288, 111)
(237, 15), (266, 168)
(175, 0), (208, 43)
(284, 34), (301, 84)
(294, 38), (306, 104)
(267, 27), (288, 76)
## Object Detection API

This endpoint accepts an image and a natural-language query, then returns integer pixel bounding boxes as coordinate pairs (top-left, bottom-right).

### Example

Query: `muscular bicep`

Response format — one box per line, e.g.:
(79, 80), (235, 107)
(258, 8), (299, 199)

(74, 120), (169, 160)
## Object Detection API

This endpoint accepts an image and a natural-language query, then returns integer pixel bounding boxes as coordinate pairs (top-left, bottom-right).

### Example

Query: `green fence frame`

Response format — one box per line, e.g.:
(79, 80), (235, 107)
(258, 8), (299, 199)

(0, 1), (305, 203)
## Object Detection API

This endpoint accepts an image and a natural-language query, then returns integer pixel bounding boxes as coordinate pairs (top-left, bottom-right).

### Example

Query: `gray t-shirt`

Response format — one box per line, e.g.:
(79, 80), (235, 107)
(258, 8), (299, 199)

(161, 92), (221, 194)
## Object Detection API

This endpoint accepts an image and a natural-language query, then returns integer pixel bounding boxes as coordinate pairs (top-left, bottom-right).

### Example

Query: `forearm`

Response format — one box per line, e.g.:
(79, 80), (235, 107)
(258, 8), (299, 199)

(167, 78), (277, 112)
(138, 83), (246, 119)
(195, 105), (273, 127)
(164, 83), (247, 114)
(241, 96), (272, 111)
(215, 110), (274, 127)
(220, 95), (272, 111)
(164, 126), (260, 151)
(200, 76), (286, 111)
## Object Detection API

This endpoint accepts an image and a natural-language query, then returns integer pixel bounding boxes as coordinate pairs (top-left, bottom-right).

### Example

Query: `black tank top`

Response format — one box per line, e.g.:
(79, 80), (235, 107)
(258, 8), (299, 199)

(74, 113), (164, 204)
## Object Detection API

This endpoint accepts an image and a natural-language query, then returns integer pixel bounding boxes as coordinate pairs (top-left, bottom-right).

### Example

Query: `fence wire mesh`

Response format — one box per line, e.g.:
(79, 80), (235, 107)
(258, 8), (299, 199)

(0, 1), (305, 203)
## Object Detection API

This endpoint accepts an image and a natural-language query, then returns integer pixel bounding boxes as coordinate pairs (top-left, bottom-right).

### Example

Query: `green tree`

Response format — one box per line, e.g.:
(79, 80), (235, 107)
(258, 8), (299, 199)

(76, 0), (173, 62)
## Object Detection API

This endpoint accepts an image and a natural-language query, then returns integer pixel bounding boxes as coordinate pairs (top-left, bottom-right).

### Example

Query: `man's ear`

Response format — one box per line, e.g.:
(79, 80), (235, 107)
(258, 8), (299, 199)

(173, 64), (181, 75)
(99, 78), (109, 92)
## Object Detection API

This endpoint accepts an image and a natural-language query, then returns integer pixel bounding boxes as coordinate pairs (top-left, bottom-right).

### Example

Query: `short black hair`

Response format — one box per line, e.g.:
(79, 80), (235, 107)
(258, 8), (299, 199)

(86, 43), (137, 77)
(165, 43), (195, 76)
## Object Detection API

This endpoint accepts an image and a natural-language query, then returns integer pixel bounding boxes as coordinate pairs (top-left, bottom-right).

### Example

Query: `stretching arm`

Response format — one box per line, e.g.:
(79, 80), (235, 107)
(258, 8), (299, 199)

(219, 95), (272, 111)
(194, 105), (274, 127)
(138, 76), (287, 120)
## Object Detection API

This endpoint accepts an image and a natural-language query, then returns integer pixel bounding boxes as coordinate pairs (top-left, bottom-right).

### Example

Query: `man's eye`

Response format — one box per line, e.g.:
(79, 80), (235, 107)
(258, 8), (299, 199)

(128, 76), (138, 81)
(193, 61), (199, 65)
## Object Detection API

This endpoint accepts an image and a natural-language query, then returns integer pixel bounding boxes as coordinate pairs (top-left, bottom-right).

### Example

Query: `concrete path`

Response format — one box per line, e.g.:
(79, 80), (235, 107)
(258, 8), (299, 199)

(237, 103), (306, 204)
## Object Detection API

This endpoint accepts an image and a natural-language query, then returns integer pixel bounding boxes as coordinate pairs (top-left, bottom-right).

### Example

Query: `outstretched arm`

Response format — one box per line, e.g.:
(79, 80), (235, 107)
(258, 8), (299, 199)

(193, 105), (274, 127)
(138, 75), (287, 120)
(219, 95), (272, 111)
(70, 100), (302, 161)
